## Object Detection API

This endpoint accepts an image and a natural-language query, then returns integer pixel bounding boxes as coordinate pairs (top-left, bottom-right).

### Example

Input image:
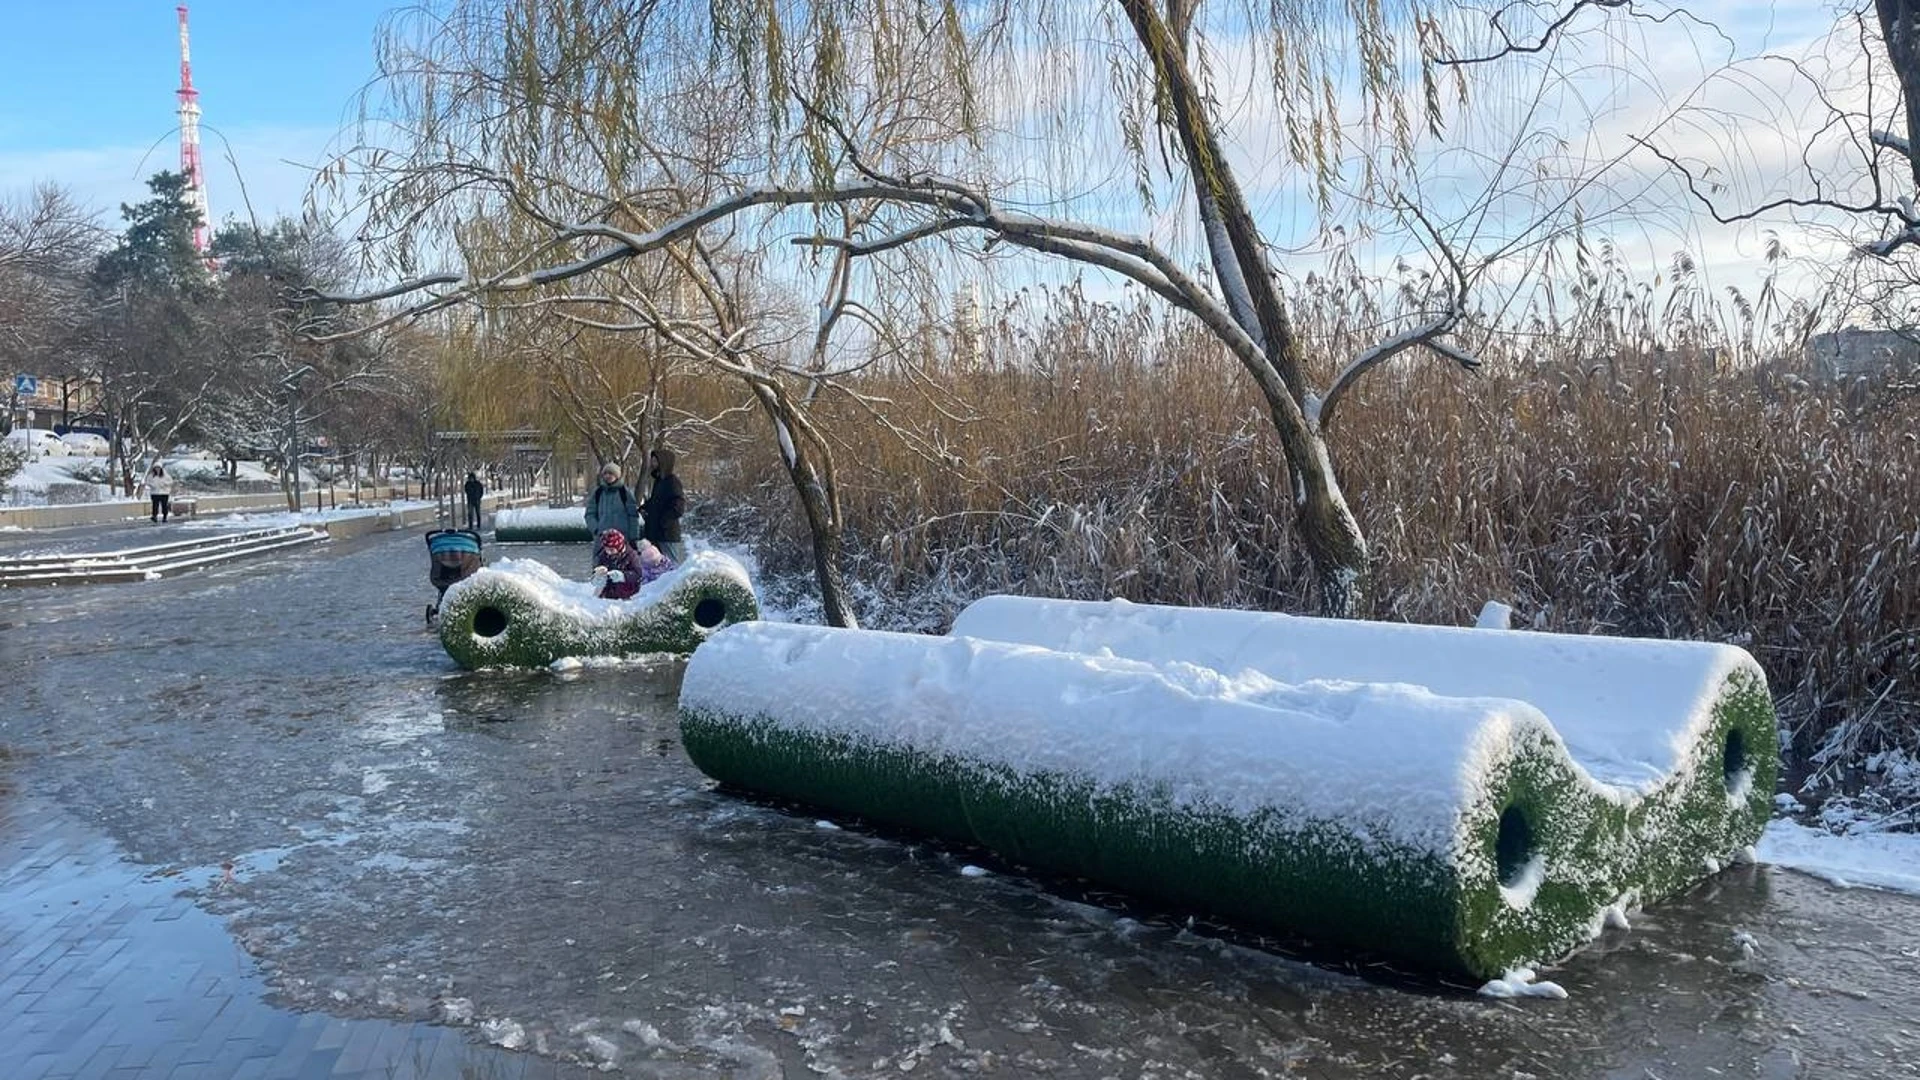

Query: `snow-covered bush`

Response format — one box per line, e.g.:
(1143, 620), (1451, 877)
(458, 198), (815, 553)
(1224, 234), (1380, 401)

(0, 442), (26, 491)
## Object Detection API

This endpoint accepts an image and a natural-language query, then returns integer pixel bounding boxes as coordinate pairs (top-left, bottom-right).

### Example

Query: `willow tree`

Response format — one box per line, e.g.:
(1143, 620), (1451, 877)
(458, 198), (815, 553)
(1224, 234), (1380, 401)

(331, 0), (1508, 617)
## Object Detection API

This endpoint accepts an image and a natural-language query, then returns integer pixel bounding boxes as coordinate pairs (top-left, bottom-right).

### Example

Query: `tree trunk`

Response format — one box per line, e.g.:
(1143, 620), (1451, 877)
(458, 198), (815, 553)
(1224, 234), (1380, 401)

(799, 480), (859, 629)
(1267, 403), (1370, 618)
(1125, 0), (1370, 617)
(752, 384), (859, 629)
(1878, 0), (1920, 191)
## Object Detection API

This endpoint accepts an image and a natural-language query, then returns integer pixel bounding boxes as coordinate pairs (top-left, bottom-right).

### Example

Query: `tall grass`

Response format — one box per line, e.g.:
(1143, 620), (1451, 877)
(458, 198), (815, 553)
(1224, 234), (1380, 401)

(668, 281), (1919, 768)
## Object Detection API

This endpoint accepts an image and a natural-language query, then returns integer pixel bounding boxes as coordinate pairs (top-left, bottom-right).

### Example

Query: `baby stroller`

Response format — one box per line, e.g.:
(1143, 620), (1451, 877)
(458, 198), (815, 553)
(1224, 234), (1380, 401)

(425, 528), (484, 626)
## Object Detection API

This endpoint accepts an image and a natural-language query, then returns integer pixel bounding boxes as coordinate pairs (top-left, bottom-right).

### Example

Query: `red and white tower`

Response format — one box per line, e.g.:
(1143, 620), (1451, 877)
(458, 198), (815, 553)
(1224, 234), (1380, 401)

(176, 4), (211, 253)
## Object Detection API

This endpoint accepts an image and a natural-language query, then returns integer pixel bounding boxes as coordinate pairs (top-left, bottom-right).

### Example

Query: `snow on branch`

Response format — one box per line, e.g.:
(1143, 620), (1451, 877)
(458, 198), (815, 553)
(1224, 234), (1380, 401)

(309, 164), (1277, 389)
(1313, 311), (1476, 430)
(1872, 129), (1914, 162)
(303, 181), (985, 339)
(1313, 201), (1480, 431)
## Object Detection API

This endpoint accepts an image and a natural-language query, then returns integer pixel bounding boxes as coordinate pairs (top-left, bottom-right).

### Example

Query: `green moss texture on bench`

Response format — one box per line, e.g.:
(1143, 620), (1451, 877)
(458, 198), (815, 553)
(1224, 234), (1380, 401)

(492, 507), (593, 543)
(949, 596), (1778, 912)
(437, 552), (758, 668)
(679, 622), (1645, 981)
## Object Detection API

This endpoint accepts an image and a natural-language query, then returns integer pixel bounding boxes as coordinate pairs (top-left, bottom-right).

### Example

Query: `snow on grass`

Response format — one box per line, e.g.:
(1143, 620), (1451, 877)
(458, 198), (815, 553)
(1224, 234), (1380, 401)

(682, 622), (1585, 853)
(493, 506), (594, 542)
(4, 455), (297, 505)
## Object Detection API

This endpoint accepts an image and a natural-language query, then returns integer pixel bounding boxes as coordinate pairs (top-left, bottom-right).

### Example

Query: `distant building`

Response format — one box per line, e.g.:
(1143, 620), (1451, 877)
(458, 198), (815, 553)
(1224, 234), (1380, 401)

(1805, 328), (1920, 381)
(7, 373), (105, 432)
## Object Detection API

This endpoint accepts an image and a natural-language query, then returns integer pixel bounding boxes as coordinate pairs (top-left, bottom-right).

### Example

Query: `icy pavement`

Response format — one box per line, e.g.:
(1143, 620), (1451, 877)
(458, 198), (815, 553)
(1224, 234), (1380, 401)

(4, 529), (1920, 1078)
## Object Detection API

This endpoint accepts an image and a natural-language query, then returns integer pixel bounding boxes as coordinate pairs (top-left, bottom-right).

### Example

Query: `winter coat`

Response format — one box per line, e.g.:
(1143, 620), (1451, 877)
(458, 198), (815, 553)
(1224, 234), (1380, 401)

(641, 448), (685, 544)
(141, 470), (174, 496)
(636, 541), (677, 584)
(593, 544), (646, 600)
(464, 476), (484, 505)
(584, 479), (638, 542)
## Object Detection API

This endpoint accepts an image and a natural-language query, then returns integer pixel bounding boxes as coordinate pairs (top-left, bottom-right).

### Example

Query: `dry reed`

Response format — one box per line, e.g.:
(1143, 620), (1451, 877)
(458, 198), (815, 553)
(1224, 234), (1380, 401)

(663, 287), (1918, 771)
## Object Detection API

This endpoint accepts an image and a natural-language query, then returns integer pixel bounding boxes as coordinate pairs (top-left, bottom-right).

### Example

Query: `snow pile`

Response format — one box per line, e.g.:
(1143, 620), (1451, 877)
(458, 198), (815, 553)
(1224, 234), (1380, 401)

(436, 552), (759, 668)
(494, 506), (592, 542)
(1758, 819), (1920, 893)
(679, 621), (1634, 980)
(3, 455), (286, 505)
(1476, 967), (1567, 999)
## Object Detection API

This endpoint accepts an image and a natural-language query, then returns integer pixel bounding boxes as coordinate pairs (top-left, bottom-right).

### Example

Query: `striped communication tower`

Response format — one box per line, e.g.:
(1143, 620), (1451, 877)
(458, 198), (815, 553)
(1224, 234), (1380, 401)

(175, 4), (211, 253)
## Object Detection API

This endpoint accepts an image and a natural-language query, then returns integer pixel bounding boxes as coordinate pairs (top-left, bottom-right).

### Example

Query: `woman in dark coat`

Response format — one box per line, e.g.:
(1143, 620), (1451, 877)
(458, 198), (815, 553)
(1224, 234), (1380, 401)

(641, 447), (686, 563)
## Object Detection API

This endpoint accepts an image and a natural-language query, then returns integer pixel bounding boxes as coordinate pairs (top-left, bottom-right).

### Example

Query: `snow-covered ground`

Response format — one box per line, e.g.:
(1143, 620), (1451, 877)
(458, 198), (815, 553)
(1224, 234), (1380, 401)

(1758, 820), (1920, 892)
(4, 454), (322, 505)
(197, 500), (440, 530)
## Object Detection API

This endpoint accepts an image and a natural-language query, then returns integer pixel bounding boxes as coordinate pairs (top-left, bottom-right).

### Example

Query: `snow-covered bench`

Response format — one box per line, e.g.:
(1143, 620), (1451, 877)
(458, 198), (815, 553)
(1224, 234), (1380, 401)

(676, 602), (1775, 981)
(493, 506), (592, 542)
(436, 552), (758, 668)
(948, 596), (1775, 897)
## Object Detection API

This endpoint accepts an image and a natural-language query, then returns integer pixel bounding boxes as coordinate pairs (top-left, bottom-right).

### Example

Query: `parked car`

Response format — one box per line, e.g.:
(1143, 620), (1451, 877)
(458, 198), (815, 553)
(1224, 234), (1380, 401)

(58, 432), (110, 456)
(2, 428), (71, 458)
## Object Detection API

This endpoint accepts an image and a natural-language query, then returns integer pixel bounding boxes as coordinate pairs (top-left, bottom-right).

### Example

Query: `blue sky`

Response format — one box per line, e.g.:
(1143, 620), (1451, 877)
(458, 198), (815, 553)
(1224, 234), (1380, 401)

(0, 0), (398, 224)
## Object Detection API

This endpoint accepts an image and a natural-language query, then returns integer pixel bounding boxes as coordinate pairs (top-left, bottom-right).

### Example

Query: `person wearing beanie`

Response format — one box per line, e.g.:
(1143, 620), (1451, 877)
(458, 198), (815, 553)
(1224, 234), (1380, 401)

(589, 529), (645, 600)
(641, 447), (687, 563)
(635, 538), (676, 583)
(583, 461), (638, 563)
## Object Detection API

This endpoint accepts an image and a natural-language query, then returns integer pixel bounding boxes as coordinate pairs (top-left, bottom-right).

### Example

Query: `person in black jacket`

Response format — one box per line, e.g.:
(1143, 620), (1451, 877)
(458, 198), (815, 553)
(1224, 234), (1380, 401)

(463, 471), (485, 529)
(641, 447), (686, 563)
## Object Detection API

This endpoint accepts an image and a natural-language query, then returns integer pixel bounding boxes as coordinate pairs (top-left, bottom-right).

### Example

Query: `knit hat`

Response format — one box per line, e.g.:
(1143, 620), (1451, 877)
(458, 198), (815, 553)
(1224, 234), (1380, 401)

(599, 529), (627, 551)
(600, 462), (622, 481)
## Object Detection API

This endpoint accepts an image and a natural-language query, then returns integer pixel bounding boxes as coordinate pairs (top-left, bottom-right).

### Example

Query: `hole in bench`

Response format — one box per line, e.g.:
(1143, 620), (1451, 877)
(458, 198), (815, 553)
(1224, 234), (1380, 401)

(1723, 728), (1749, 793)
(693, 597), (727, 629)
(473, 605), (509, 638)
(1496, 805), (1534, 888)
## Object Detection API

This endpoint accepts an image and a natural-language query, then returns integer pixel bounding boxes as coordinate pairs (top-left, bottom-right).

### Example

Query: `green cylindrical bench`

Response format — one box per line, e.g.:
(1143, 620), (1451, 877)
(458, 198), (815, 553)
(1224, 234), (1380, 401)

(492, 507), (593, 543)
(437, 551), (758, 668)
(949, 596), (1777, 909)
(679, 622), (1635, 981)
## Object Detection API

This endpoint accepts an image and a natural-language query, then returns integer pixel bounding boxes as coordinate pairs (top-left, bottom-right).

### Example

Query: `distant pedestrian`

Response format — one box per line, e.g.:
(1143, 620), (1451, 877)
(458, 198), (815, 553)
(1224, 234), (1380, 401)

(463, 471), (485, 530)
(641, 447), (686, 563)
(139, 463), (174, 523)
(583, 462), (638, 564)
